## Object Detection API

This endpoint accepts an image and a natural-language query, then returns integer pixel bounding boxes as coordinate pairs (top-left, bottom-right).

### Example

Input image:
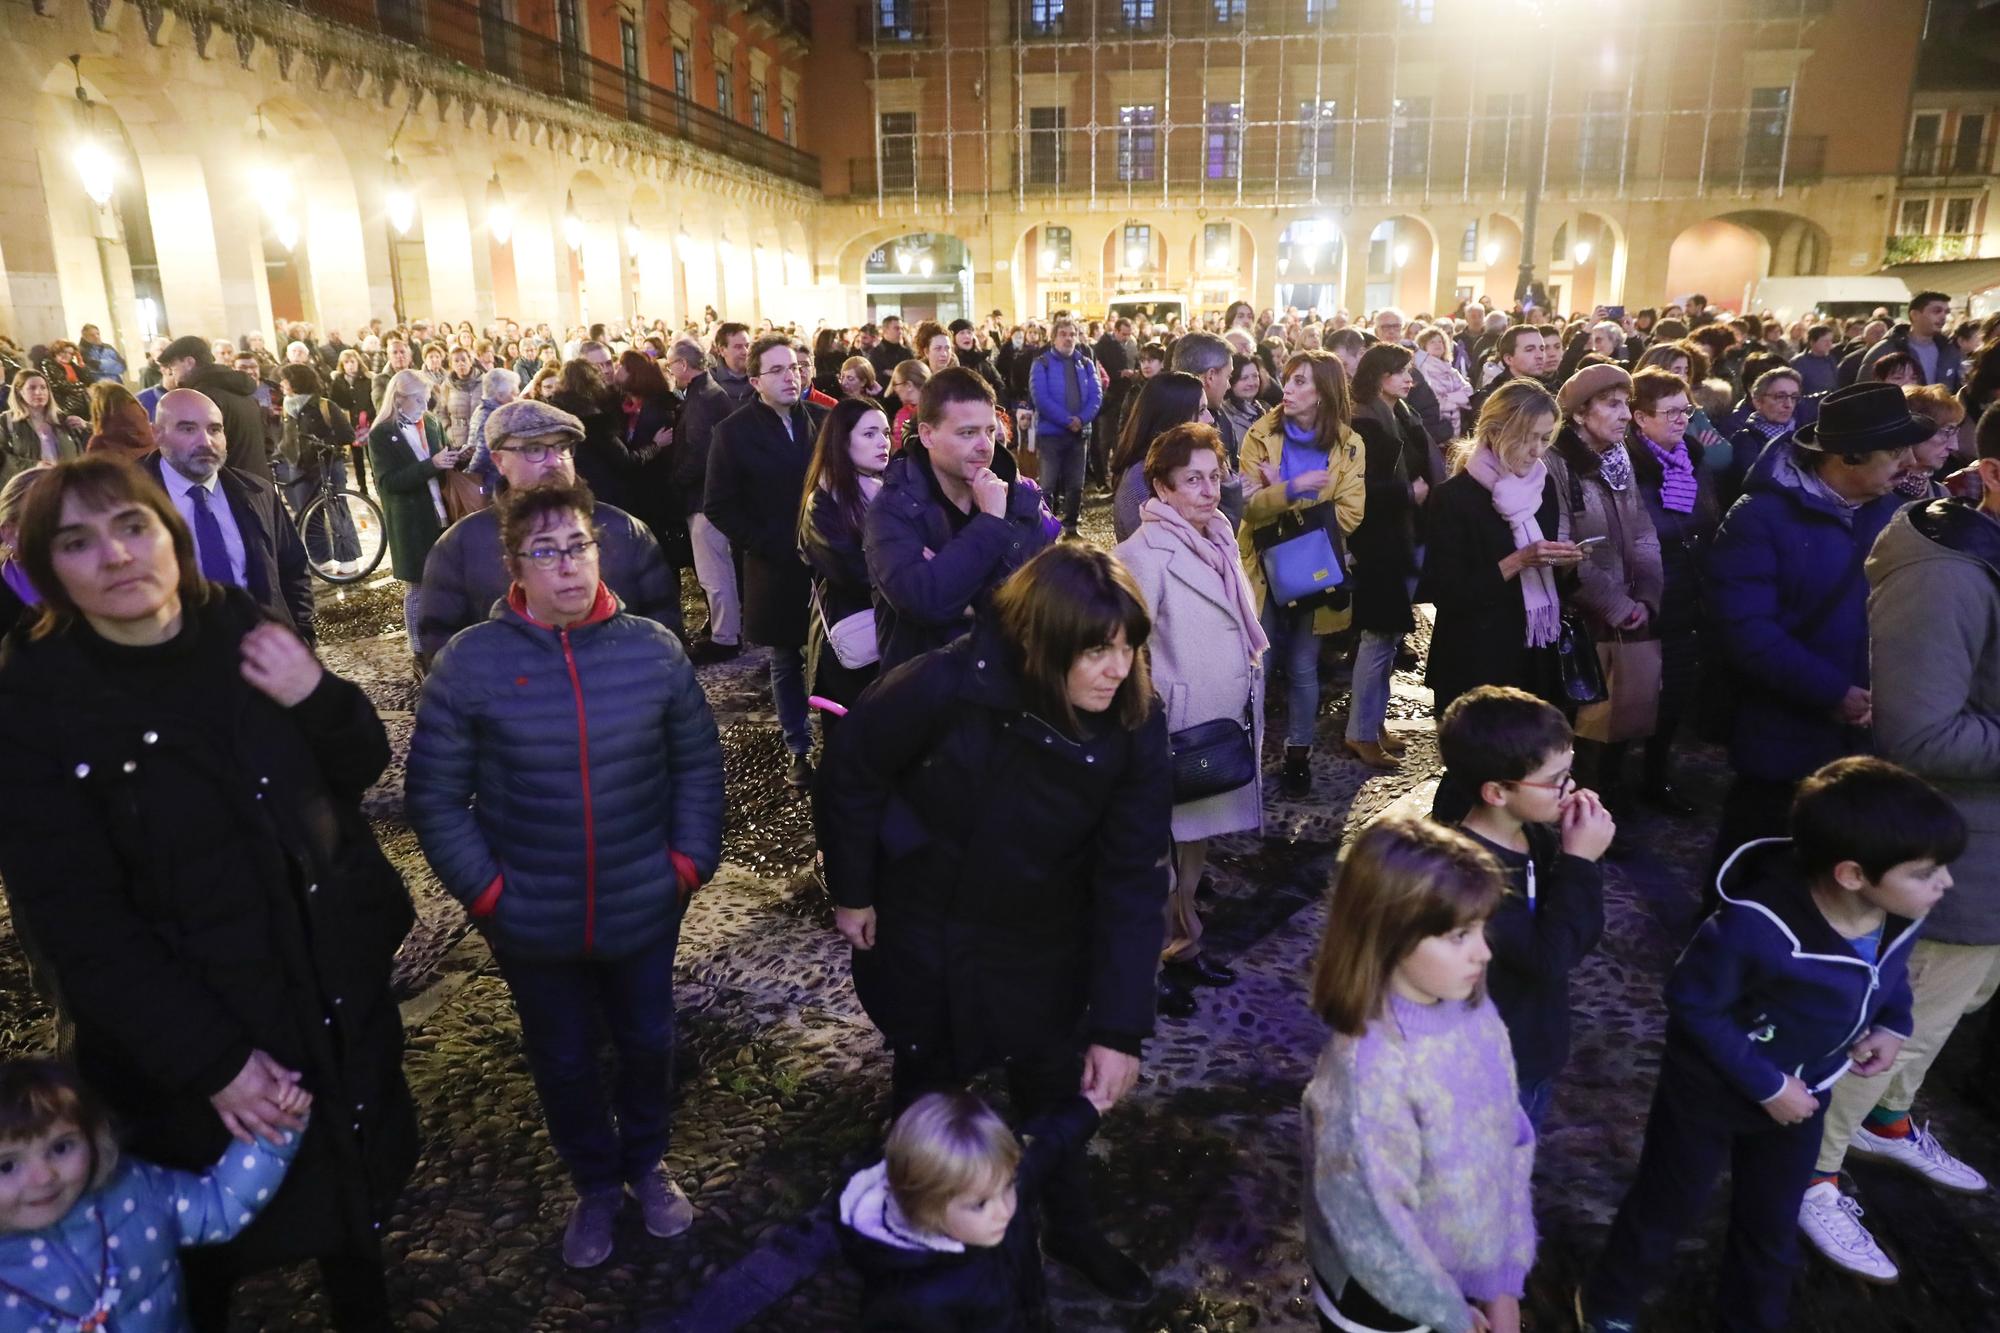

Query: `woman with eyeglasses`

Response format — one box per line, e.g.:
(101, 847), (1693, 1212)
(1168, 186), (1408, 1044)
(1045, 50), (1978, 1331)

(1897, 383), (1967, 500)
(1628, 368), (1721, 815)
(406, 478), (723, 1273)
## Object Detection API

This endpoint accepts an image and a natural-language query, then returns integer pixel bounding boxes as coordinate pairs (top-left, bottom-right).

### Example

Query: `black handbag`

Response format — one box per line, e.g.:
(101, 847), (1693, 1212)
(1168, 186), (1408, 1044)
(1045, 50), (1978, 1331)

(1168, 712), (1257, 802)
(1552, 607), (1608, 706)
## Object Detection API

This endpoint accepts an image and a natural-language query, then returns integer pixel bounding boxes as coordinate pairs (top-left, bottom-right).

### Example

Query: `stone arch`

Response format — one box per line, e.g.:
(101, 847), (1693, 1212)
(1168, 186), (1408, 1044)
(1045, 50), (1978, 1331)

(562, 167), (621, 326)
(1355, 214), (1438, 317)
(851, 229), (975, 324)
(1187, 216), (1257, 317)
(1467, 212), (1523, 307)
(1275, 215), (1348, 316)
(627, 182), (670, 324)
(249, 94), (373, 333)
(1662, 209), (1827, 314)
(1562, 209), (1626, 314)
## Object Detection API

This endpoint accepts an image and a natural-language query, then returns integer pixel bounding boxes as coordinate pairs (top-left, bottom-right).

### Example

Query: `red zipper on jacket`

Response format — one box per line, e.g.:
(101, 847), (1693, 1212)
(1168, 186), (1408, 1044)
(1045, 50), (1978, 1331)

(558, 627), (598, 954)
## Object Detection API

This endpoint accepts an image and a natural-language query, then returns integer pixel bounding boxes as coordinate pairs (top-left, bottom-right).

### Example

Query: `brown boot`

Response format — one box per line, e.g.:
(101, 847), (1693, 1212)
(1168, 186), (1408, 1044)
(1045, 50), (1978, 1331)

(1378, 730), (1407, 757)
(1343, 739), (1400, 771)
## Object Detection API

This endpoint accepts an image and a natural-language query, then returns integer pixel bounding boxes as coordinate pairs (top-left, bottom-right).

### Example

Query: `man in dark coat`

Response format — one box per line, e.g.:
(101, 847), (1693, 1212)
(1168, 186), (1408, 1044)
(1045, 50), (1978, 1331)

(865, 367), (1052, 672)
(1859, 292), (1964, 391)
(703, 333), (824, 787)
(868, 315), (915, 384)
(157, 334), (275, 482)
(1702, 382), (1921, 886)
(668, 337), (742, 663)
(0, 582), (417, 1329)
(416, 398), (681, 658)
(145, 388), (316, 644)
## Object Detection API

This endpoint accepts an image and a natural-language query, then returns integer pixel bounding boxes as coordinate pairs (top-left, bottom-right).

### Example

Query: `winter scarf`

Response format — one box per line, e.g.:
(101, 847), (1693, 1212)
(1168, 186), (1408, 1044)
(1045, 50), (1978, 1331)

(1642, 435), (1698, 513)
(1466, 444), (1561, 648)
(1140, 496), (1269, 664)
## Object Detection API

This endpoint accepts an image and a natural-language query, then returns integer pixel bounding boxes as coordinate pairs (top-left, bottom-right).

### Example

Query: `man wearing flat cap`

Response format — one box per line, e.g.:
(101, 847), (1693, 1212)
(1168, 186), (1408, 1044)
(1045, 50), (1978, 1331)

(1702, 381), (1926, 884)
(416, 398), (683, 659)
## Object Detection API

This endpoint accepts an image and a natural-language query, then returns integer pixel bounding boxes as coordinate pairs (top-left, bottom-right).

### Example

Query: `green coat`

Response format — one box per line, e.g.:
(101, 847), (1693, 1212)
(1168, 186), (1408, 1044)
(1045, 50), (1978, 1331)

(366, 413), (450, 581)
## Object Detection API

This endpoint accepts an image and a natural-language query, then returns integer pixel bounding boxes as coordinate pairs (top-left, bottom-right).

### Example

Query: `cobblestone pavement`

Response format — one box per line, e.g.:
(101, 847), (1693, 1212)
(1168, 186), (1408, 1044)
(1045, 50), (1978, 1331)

(2, 495), (1997, 1332)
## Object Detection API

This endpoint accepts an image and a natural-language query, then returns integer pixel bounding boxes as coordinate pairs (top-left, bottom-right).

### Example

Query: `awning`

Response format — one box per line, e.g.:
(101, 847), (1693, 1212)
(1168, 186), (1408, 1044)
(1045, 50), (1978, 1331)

(1876, 257), (2000, 297)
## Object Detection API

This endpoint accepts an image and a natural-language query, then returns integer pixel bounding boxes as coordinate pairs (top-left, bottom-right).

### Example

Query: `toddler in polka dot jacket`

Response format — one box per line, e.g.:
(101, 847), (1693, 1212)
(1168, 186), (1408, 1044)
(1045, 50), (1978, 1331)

(0, 1058), (306, 1332)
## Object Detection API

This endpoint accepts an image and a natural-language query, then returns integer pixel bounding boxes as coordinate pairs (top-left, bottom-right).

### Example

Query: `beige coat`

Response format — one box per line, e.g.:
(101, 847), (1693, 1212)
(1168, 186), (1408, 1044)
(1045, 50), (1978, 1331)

(1115, 517), (1266, 841)
(1236, 408), (1367, 634)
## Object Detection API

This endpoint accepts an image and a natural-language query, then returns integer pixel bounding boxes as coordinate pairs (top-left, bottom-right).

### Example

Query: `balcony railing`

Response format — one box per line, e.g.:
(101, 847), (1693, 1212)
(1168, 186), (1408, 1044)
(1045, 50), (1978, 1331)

(1011, 0), (1335, 40)
(287, 0), (820, 189)
(1885, 233), (1981, 264)
(1901, 142), (1995, 179)
(843, 154), (952, 197)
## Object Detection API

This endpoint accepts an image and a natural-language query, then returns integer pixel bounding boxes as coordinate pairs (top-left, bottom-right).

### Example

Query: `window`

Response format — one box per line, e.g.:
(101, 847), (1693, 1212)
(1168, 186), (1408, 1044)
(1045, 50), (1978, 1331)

(1460, 219), (1479, 263)
(1745, 86), (1790, 168)
(479, 0), (518, 81)
(716, 64), (734, 118)
(1028, 106), (1068, 185)
(1203, 221), (1235, 270)
(1212, 0), (1245, 22)
(1122, 222), (1153, 271)
(781, 100), (797, 144)
(1578, 90), (1624, 182)
(1897, 198), (1929, 234)
(1121, 0), (1156, 30)
(555, 0), (585, 98)
(1398, 0), (1434, 20)
(1205, 102), (1241, 179)
(1952, 113), (1988, 174)
(875, 0), (920, 39)
(619, 19), (642, 120)
(1304, 0), (1337, 24)
(378, 0), (423, 44)
(1944, 196), (1977, 235)
(1478, 92), (1525, 177)
(1027, 0), (1064, 36)
(750, 84), (767, 135)
(1390, 96), (1429, 176)
(672, 45), (690, 98)
(1041, 225), (1074, 271)
(1296, 99), (1338, 178)
(879, 111), (917, 190)
(1117, 105), (1158, 181)
(1550, 221), (1568, 265)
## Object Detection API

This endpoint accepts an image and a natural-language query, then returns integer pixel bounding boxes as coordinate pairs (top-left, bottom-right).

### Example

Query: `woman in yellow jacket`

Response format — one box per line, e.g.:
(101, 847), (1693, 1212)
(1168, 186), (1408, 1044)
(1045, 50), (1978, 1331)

(1238, 348), (1366, 798)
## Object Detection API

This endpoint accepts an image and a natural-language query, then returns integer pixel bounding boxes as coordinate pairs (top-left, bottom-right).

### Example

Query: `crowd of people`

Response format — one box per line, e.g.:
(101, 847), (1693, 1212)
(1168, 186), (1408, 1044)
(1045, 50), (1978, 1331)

(0, 281), (1995, 1333)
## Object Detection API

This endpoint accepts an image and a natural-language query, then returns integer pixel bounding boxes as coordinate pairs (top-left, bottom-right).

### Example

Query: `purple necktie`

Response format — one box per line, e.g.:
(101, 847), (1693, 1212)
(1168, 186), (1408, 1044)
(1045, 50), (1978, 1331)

(188, 484), (234, 585)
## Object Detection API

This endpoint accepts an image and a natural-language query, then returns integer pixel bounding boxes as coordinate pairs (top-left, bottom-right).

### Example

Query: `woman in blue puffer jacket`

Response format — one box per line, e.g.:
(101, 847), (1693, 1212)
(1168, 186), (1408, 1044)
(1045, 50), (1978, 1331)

(405, 478), (724, 1272)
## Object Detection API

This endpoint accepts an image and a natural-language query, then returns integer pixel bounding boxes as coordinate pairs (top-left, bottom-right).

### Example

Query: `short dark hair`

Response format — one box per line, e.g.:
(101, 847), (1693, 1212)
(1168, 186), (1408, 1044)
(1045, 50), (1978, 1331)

(16, 456), (214, 638)
(749, 333), (794, 376)
(917, 365), (994, 426)
(1142, 422), (1225, 493)
(1437, 685), (1573, 790)
(1978, 401), (2000, 460)
(1350, 342), (1414, 405)
(1138, 341), (1168, 364)
(279, 364), (323, 395)
(992, 544), (1153, 737)
(1910, 291), (1951, 311)
(0, 1060), (120, 1191)
(714, 321), (751, 347)
(1789, 756), (1965, 881)
(1806, 323), (1834, 344)
(1322, 327), (1366, 356)
(1498, 324), (1540, 360)
(159, 334), (212, 369)
(497, 477), (600, 566)
(1869, 351), (1919, 382)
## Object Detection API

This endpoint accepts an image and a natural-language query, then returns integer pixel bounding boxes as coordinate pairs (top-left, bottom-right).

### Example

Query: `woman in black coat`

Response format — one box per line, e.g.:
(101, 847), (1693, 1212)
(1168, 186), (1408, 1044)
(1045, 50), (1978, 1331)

(549, 358), (641, 515)
(0, 457), (417, 1330)
(820, 543), (1171, 1305)
(1627, 368), (1722, 814)
(1344, 344), (1428, 770)
(798, 398), (892, 731)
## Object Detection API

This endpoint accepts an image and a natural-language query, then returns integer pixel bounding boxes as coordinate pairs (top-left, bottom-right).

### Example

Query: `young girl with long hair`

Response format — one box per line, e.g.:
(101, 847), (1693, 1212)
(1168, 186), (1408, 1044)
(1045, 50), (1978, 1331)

(1303, 815), (1535, 1333)
(799, 397), (894, 722)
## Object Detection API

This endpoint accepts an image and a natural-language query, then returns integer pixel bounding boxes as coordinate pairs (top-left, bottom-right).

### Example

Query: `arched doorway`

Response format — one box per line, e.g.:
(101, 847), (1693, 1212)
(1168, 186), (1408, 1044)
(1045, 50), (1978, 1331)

(1364, 216), (1434, 316)
(1460, 213), (1521, 310)
(1019, 223), (1082, 319)
(1555, 211), (1624, 315)
(863, 232), (973, 324)
(1663, 211), (1829, 312)
(1189, 219), (1255, 318)
(1100, 219), (1167, 295)
(1276, 217), (1345, 315)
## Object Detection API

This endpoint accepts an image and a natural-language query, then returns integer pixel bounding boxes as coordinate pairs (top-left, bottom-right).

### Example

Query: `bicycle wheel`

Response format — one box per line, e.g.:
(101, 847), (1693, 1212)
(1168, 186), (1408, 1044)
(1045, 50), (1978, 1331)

(300, 490), (389, 584)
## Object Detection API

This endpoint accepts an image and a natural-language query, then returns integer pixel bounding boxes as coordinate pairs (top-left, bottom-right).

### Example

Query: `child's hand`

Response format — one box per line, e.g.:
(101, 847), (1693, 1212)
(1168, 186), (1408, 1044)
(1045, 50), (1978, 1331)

(1474, 1293), (1520, 1333)
(1763, 1074), (1821, 1125)
(1849, 1029), (1905, 1078)
(1558, 789), (1616, 862)
(273, 1083), (313, 1116)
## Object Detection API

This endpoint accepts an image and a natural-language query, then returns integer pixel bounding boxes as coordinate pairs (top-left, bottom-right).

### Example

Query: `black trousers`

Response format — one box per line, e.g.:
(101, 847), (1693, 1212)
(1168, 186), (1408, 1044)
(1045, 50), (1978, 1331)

(890, 1039), (1099, 1245)
(183, 1247), (392, 1332)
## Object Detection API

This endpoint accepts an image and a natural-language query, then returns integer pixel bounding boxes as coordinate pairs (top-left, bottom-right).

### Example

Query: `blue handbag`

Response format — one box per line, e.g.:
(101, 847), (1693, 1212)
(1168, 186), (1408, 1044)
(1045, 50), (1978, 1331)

(1253, 501), (1349, 609)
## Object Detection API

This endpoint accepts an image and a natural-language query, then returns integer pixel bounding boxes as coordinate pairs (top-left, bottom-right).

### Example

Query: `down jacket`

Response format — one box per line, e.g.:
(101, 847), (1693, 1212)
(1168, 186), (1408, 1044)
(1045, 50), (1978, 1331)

(405, 584), (725, 961)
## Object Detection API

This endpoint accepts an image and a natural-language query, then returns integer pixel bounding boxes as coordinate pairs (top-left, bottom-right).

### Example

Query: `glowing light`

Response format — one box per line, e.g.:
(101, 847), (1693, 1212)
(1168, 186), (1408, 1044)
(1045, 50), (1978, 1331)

(1573, 241), (1593, 265)
(919, 254), (935, 276)
(272, 213), (300, 252)
(1041, 248), (1056, 269)
(386, 187), (415, 237)
(1126, 246), (1144, 269)
(1277, 255), (1290, 275)
(1393, 243), (1411, 268)
(73, 139), (115, 206)
(488, 201), (513, 246)
(1482, 241), (1502, 266)
(563, 213), (585, 250)
(626, 223), (644, 251)
(895, 249), (913, 274)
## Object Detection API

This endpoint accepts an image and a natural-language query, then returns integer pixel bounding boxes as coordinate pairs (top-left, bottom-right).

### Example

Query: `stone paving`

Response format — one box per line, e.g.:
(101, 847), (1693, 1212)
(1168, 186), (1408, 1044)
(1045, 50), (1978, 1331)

(2, 495), (1998, 1332)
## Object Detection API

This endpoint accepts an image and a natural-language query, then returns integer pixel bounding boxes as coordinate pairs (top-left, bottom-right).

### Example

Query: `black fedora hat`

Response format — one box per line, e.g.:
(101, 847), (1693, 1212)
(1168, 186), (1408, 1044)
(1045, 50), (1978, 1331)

(1794, 381), (1937, 454)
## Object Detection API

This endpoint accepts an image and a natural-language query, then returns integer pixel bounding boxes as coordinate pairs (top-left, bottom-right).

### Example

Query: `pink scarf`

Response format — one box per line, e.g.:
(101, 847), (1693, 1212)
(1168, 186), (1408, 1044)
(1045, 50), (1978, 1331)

(1465, 445), (1561, 648)
(1139, 497), (1270, 662)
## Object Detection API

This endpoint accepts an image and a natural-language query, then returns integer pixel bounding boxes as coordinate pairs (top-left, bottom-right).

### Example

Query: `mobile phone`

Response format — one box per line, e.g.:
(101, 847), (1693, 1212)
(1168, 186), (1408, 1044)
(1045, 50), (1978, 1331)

(1603, 306), (1625, 322)
(1575, 534), (1609, 548)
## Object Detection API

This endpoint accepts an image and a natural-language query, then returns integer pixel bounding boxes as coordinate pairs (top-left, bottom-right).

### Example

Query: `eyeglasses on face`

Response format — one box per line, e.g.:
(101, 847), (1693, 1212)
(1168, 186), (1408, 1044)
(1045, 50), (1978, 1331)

(515, 539), (600, 569)
(495, 441), (576, 462)
(1509, 770), (1576, 795)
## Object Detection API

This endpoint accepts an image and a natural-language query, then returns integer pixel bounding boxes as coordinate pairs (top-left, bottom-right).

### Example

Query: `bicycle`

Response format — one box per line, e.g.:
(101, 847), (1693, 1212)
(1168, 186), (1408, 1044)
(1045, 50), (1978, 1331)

(296, 437), (389, 585)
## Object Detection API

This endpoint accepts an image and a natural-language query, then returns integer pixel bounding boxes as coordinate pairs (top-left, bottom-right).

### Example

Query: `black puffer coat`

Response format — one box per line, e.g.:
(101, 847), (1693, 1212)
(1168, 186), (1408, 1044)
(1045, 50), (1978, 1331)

(0, 588), (416, 1270)
(181, 362), (275, 483)
(1348, 401), (1426, 635)
(820, 622), (1172, 1072)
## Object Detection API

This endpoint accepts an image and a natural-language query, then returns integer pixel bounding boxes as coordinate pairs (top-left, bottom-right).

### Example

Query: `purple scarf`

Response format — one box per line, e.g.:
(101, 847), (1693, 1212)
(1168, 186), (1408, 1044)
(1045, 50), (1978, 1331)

(1643, 436), (1698, 514)
(1, 558), (37, 607)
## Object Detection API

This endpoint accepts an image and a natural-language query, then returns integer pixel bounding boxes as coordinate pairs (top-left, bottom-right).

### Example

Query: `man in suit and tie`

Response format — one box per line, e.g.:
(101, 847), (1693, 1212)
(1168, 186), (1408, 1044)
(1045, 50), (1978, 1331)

(145, 388), (316, 644)
(703, 333), (824, 788)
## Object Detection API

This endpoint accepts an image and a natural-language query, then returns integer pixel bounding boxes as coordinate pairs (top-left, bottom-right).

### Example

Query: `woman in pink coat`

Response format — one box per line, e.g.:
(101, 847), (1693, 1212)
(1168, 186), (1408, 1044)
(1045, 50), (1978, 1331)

(1111, 422), (1267, 1017)
(1414, 325), (1474, 437)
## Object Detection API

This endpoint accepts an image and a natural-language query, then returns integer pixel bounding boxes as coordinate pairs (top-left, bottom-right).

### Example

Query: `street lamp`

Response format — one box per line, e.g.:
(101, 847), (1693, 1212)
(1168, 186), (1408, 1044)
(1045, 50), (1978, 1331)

(486, 173), (512, 246)
(385, 156), (415, 236)
(1572, 240), (1592, 265)
(919, 254), (935, 277)
(68, 57), (115, 208)
(1393, 243), (1411, 269)
(1483, 240), (1502, 267)
(562, 198), (584, 251)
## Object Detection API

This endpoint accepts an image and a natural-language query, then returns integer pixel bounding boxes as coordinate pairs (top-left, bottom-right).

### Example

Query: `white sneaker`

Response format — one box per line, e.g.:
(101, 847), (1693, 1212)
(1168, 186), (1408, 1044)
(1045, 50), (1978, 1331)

(1798, 1181), (1899, 1283)
(1851, 1120), (1991, 1194)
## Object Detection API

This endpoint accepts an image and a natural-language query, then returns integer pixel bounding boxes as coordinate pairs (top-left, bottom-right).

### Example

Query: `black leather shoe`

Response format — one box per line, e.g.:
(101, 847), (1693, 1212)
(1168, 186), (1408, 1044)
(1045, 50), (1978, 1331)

(1045, 1232), (1155, 1304)
(1643, 782), (1698, 817)
(688, 637), (741, 665)
(1156, 976), (1196, 1019)
(785, 754), (814, 790)
(1168, 955), (1236, 988)
(1281, 745), (1312, 799)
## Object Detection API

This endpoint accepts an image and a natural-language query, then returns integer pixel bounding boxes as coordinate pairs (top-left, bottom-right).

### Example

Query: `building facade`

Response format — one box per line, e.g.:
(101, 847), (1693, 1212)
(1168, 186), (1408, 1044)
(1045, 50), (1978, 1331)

(0, 0), (1951, 357)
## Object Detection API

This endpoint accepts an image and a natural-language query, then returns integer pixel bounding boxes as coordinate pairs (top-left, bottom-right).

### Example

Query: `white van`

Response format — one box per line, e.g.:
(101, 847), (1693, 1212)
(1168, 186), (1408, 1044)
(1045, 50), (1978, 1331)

(1106, 291), (1190, 326)
(1746, 277), (1913, 323)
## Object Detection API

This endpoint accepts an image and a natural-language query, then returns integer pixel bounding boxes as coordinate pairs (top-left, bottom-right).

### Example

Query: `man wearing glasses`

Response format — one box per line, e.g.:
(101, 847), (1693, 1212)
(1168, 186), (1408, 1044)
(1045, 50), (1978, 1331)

(704, 335), (825, 788)
(416, 398), (682, 660)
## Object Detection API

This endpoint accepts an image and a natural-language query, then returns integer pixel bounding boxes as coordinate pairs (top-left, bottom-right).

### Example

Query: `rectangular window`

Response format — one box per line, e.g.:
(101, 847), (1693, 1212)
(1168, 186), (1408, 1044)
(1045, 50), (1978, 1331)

(1390, 96), (1429, 176)
(1122, 222), (1153, 270)
(1897, 198), (1929, 234)
(1944, 196), (1977, 235)
(1295, 99), (1337, 178)
(1121, 0), (1156, 30)
(1953, 112), (1987, 174)
(672, 45), (690, 98)
(1460, 219), (1479, 263)
(1745, 86), (1790, 168)
(1028, 106), (1068, 185)
(1042, 225), (1074, 271)
(781, 100), (796, 144)
(1203, 221), (1234, 270)
(479, 0), (517, 81)
(1398, 0), (1434, 20)
(1205, 102), (1242, 179)
(1578, 90), (1624, 182)
(379, 0), (424, 44)
(875, 0), (919, 38)
(1028, 0), (1064, 35)
(1117, 104), (1158, 181)
(1304, 0), (1337, 24)
(879, 110), (918, 190)
(750, 84), (766, 135)
(619, 19), (642, 120)
(1212, 0), (1245, 22)
(716, 64), (734, 118)
(1478, 92), (1525, 177)
(555, 0), (585, 98)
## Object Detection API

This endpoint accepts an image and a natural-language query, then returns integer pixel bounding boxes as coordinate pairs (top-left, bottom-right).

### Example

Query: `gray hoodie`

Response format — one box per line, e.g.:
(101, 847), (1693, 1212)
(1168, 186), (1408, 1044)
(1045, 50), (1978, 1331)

(1867, 498), (2000, 944)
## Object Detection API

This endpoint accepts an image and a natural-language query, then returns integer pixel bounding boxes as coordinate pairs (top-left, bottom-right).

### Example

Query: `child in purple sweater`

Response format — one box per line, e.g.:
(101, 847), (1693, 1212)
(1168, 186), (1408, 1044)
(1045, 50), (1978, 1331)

(1303, 814), (1537, 1333)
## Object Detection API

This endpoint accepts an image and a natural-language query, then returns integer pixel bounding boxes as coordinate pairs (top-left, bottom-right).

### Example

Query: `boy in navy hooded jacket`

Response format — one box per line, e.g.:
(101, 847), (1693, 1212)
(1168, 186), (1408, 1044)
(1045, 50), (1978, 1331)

(1581, 757), (1966, 1333)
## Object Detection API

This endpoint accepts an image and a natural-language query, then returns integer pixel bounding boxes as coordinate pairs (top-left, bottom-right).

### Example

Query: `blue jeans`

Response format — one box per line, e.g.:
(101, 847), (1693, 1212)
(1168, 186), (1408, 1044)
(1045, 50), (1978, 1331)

(1262, 599), (1324, 748)
(1520, 1075), (1557, 1132)
(494, 927), (682, 1195)
(769, 644), (811, 755)
(1344, 630), (1399, 745)
(1038, 431), (1087, 531)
